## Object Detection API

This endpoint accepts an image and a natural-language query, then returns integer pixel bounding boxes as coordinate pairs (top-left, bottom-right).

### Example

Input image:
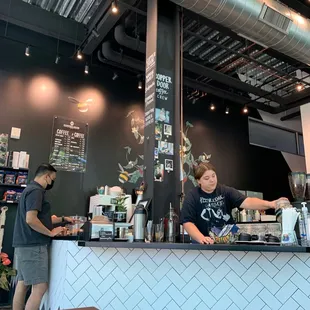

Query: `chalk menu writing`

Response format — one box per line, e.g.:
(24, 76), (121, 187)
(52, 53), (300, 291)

(145, 52), (156, 128)
(156, 73), (172, 101)
(49, 116), (88, 172)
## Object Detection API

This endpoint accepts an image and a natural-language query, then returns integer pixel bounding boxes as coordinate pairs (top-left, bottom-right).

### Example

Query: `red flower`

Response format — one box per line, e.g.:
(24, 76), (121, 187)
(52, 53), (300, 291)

(2, 258), (11, 266)
(0, 253), (8, 259)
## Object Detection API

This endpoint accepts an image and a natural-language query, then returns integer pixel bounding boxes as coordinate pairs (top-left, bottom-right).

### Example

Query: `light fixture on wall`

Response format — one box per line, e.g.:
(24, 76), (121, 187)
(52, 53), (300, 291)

(76, 49), (83, 60)
(111, 1), (118, 14)
(84, 64), (89, 75)
(25, 45), (30, 57)
(243, 105), (248, 114)
(210, 103), (215, 111)
(225, 107), (229, 114)
(138, 80), (143, 90)
(55, 55), (60, 64)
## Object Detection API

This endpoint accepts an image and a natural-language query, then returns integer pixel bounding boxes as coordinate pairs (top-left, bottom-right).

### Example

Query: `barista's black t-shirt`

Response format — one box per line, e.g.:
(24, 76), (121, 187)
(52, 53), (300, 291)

(181, 184), (246, 236)
(13, 181), (52, 247)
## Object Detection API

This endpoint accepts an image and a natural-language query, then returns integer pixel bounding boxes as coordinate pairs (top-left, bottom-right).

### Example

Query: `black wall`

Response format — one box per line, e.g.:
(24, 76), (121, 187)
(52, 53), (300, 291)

(0, 33), (292, 261)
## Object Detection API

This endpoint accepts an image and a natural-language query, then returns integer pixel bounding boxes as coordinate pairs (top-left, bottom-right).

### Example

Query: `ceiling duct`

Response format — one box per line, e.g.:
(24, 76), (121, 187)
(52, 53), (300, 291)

(170, 0), (310, 65)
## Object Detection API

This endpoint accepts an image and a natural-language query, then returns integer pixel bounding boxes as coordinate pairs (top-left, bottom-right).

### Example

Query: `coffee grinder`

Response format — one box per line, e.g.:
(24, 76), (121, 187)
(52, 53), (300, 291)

(288, 172), (310, 244)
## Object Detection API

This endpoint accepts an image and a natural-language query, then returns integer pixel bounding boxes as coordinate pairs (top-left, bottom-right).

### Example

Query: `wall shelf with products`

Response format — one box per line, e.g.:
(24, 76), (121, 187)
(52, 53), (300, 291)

(0, 184), (27, 188)
(0, 166), (29, 172)
(0, 201), (18, 205)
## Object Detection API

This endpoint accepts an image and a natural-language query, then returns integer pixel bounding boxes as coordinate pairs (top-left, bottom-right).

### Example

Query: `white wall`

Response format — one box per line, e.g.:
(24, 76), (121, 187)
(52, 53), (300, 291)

(300, 103), (310, 173)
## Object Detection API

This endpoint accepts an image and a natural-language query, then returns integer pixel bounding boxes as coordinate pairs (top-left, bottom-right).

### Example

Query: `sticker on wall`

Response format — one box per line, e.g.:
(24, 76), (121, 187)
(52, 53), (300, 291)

(155, 108), (170, 124)
(154, 162), (164, 182)
(158, 141), (174, 155)
(164, 124), (172, 137)
(155, 123), (163, 141)
(165, 159), (173, 172)
(154, 147), (159, 159)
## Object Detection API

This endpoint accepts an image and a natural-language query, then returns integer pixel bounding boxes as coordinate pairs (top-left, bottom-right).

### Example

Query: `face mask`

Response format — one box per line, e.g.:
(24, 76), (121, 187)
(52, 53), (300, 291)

(46, 177), (55, 191)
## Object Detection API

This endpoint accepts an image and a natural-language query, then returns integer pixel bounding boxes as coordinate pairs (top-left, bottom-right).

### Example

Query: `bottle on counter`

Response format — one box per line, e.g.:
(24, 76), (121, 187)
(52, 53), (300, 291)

(246, 210), (252, 222)
(298, 210), (307, 246)
(240, 209), (247, 222)
(302, 202), (310, 243)
(254, 210), (261, 222)
(165, 203), (179, 243)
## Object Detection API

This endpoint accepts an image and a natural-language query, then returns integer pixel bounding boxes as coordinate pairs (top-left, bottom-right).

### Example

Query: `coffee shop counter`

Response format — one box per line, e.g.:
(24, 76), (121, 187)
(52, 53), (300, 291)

(41, 239), (310, 310)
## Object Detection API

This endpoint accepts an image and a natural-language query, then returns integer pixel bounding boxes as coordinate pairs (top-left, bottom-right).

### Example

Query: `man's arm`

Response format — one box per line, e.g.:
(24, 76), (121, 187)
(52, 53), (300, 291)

(240, 197), (288, 210)
(51, 215), (74, 224)
(26, 211), (63, 237)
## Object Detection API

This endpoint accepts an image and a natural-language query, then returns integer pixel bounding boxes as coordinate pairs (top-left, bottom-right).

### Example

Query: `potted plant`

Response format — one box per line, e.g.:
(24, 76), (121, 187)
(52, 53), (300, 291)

(114, 196), (128, 222)
(0, 252), (16, 291)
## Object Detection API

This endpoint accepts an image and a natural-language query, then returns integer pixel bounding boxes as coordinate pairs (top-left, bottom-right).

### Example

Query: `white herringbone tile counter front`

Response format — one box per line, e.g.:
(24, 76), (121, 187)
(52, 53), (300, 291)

(42, 241), (310, 310)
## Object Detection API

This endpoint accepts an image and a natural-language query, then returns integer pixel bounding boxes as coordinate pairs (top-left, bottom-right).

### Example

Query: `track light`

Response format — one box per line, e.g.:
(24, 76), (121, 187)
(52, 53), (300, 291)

(112, 72), (118, 80)
(243, 105), (248, 114)
(55, 55), (60, 64)
(84, 64), (89, 75)
(77, 49), (83, 60)
(225, 107), (229, 114)
(111, 1), (118, 14)
(296, 84), (304, 91)
(138, 80), (143, 90)
(210, 103), (215, 111)
(25, 46), (30, 57)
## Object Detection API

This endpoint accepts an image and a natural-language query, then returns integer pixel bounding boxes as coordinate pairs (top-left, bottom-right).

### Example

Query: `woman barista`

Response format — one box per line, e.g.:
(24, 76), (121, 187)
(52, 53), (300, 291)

(181, 162), (287, 244)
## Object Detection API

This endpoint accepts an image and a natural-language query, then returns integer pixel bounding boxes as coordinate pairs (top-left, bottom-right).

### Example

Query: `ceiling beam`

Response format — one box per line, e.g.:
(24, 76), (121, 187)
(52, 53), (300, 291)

(184, 59), (284, 104)
(0, 0), (84, 45)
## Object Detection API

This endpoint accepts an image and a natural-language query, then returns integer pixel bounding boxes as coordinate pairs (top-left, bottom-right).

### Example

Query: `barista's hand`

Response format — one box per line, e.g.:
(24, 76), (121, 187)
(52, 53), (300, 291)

(270, 197), (289, 209)
(197, 236), (214, 245)
(50, 227), (64, 237)
(64, 217), (75, 223)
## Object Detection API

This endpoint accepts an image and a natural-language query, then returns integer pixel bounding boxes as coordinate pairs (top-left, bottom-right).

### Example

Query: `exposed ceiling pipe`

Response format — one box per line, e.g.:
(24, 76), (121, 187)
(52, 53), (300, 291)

(101, 41), (145, 71)
(114, 24), (283, 104)
(170, 0), (310, 66)
(98, 40), (275, 113)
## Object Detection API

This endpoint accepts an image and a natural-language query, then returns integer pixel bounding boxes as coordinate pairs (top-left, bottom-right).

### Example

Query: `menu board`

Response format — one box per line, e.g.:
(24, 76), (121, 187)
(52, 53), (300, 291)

(49, 116), (88, 173)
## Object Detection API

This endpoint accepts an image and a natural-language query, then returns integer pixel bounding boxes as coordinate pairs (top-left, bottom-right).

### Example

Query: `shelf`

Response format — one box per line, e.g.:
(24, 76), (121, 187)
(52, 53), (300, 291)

(0, 201), (18, 205)
(0, 166), (28, 172)
(0, 184), (27, 188)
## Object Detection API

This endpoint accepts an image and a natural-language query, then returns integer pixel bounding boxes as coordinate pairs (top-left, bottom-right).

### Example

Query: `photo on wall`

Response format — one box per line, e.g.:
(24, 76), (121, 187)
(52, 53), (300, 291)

(155, 123), (163, 141)
(155, 108), (170, 124)
(164, 124), (172, 136)
(165, 159), (173, 171)
(158, 141), (174, 155)
(154, 162), (164, 182)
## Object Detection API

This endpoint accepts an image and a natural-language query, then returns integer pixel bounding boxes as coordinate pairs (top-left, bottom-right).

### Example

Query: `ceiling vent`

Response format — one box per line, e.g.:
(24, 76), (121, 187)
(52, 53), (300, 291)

(259, 4), (292, 34)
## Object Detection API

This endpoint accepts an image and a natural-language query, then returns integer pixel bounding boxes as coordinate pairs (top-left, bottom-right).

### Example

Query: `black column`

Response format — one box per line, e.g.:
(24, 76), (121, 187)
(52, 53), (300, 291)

(144, 0), (181, 223)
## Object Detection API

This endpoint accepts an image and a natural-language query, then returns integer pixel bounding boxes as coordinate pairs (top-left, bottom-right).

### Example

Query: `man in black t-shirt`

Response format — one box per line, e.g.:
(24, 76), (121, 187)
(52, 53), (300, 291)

(12, 164), (73, 310)
(181, 163), (287, 244)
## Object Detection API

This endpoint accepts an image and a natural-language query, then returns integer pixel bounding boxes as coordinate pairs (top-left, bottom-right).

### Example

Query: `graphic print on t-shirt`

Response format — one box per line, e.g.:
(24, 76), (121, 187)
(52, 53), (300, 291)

(200, 195), (230, 227)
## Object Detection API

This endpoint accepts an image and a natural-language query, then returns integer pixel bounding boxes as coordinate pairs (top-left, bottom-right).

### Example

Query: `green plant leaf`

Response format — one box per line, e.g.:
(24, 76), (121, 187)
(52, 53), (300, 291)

(188, 175), (197, 186)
